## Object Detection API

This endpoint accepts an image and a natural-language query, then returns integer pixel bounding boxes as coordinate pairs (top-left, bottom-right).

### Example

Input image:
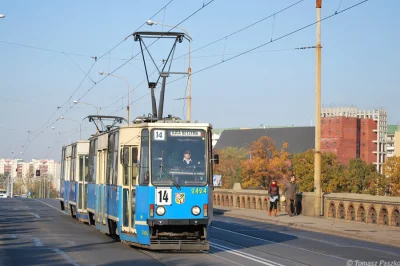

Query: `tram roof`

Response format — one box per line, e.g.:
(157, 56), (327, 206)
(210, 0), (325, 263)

(120, 122), (213, 129)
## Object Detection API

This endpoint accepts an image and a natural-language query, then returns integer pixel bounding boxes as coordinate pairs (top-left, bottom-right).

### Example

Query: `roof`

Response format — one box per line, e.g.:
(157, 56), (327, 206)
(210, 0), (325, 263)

(387, 125), (400, 135)
(212, 126), (294, 135)
(214, 127), (315, 154)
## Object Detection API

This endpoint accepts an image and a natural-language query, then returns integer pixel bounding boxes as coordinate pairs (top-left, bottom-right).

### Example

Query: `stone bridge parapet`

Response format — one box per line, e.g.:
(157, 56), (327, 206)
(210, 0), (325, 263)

(213, 184), (400, 228)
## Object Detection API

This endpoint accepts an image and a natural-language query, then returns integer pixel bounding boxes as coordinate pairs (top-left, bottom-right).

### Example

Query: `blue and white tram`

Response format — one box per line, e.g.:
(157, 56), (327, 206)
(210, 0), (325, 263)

(59, 140), (90, 222)
(60, 117), (219, 251)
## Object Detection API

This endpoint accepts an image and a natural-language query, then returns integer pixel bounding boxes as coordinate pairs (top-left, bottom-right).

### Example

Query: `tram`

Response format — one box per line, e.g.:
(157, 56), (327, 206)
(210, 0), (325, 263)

(59, 115), (219, 251)
(59, 140), (90, 222)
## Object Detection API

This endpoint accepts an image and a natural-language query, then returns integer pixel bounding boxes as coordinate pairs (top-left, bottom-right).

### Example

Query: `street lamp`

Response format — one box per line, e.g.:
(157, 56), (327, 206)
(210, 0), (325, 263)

(59, 116), (82, 139)
(73, 100), (100, 115)
(146, 20), (192, 122)
(99, 71), (130, 125)
(0, 14), (5, 19)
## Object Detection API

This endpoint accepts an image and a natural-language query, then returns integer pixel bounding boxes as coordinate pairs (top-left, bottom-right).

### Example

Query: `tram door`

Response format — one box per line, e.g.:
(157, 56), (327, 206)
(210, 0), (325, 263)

(78, 155), (88, 213)
(97, 149), (107, 225)
(121, 146), (138, 234)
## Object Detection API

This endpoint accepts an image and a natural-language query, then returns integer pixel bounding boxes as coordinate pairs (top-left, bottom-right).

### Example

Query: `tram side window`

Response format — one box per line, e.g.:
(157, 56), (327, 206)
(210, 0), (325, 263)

(93, 139), (98, 184)
(132, 147), (138, 185)
(122, 147), (129, 186)
(79, 156), (84, 182)
(88, 139), (97, 184)
(84, 155), (89, 182)
(106, 133), (115, 184)
(139, 129), (149, 186)
(71, 145), (76, 182)
(113, 132), (119, 185)
(60, 148), (65, 181)
(208, 130), (213, 186)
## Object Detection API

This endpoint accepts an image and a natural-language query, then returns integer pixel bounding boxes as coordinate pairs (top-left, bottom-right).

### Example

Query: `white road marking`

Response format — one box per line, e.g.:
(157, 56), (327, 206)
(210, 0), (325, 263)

(212, 226), (347, 261)
(30, 212), (40, 218)
(216, 218), (400, 256)
(203, 250), (245, 266)
(210, 242), (284, 266)
(35, 200), (67, 215)
(273, 230), (400, 256)
(53, 248), (81, 266)
(33, 238), (43, 247)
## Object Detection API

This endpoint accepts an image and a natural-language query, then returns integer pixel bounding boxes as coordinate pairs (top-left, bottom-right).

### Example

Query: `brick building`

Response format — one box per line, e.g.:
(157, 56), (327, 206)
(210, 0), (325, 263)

(320, 107), (387, 173)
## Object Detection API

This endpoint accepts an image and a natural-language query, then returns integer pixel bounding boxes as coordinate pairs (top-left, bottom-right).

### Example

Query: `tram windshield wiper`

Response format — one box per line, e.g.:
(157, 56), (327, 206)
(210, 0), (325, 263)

(159, 164), (181, 190)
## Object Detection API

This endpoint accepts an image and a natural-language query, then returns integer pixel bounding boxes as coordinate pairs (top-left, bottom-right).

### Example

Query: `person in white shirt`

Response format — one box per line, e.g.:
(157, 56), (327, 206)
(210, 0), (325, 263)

(182, 149), (193, 166)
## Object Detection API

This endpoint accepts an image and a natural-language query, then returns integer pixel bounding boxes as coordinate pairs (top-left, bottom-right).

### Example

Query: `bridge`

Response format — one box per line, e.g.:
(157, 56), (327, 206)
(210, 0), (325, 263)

(1, 197), (399, 265)
(214, 183), (400, 227)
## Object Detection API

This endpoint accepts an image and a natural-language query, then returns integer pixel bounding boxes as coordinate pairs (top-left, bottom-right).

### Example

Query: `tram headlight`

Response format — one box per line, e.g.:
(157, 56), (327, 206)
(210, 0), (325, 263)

(191, 206), (201, 216)
(156, 206), (166, 216)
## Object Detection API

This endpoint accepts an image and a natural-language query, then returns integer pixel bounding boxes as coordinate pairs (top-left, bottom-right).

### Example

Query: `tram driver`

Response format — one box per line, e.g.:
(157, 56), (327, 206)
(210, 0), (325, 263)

(182, 148), (193, 167)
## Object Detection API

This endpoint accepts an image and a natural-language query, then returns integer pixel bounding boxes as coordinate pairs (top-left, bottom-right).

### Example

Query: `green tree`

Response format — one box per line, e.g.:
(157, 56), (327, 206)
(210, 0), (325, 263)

(346, 158), (386, 195)
(291, 149), (345, 192)
(213, 147), (248, 189)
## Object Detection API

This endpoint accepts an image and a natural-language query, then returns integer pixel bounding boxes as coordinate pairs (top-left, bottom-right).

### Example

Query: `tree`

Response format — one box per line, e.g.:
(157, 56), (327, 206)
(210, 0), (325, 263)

(383, 156), (400, 196)
(0, 174), (7, 190)
(241, 136), (291, 189)
(345, 158), (387, 195)
(291, 149), (345, 193)
(213, 147), (248, 189)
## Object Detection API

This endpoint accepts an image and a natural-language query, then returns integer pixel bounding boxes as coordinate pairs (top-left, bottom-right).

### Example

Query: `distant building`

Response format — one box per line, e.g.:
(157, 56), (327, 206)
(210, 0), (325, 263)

(213, 127), (315, 155)
(386, 125), (399, 158)
(0, 158), (60, 194)
(396, 132), (400, 158)
(321, 107), (387, 173)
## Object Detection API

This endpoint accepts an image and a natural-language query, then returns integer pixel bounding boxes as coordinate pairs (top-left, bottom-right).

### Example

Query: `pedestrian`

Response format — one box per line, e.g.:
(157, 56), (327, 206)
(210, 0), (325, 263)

(268, 179), (279, 217)
(283, 175), (299, 217)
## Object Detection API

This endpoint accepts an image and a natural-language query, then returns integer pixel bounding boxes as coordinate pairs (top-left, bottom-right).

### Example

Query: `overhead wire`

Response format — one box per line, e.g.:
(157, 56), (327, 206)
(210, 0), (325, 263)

(167, 0), (369, 86)
(87, 0), (216, 113)
(21, 0), (214, 158)
(26, 0), (177, 135)
(173, 0), (305, 61)
(119, 0), (307, 115)
(0, 40), (95, 58)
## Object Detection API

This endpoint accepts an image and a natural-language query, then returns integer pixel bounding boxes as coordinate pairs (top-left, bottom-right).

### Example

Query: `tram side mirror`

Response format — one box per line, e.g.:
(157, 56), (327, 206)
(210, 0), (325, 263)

(213, 154), (219, 164)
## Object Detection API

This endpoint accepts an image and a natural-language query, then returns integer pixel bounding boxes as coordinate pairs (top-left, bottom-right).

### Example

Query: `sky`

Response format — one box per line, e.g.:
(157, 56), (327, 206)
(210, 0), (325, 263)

(0, 0), (399, 161)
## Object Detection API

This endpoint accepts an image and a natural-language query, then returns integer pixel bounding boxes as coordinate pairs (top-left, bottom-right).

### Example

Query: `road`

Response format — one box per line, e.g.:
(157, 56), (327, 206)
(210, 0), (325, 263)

(0, 199), (398, 266)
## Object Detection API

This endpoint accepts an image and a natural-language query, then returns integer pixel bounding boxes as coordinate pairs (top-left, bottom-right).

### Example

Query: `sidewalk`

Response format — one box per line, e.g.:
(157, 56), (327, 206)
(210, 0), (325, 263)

(213, 206), (400, 248)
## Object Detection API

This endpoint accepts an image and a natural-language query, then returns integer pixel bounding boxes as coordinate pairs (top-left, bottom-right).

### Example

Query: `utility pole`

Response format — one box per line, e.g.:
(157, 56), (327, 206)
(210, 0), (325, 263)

(314, 0), (322, 217)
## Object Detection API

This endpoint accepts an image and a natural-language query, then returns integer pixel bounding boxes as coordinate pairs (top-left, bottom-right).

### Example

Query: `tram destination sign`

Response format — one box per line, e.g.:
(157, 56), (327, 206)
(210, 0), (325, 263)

(169, 130), (202, 137)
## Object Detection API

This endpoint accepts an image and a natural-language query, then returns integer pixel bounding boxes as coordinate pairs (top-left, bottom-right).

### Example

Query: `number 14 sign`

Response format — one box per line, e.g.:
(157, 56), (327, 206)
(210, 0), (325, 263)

(155, 188), (172, 205)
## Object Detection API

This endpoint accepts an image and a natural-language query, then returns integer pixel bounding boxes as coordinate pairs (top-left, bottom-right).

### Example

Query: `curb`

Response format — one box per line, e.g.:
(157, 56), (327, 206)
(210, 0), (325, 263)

(213, 209), (400, 248)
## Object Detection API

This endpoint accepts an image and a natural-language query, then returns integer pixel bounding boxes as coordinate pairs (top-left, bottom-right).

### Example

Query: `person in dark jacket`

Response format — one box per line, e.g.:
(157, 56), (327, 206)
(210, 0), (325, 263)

(268, 179), (279, 216)
(283, 175), (299, 216)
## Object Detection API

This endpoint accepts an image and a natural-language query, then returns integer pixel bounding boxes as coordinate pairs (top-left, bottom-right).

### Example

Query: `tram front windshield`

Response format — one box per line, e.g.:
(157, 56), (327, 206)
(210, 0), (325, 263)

(151, 129), (207, 187)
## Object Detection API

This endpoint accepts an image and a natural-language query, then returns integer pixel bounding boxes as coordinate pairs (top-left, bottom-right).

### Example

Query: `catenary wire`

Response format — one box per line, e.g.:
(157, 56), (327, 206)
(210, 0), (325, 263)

(21, 0), (214, 158)
(167, 0), (369, 86)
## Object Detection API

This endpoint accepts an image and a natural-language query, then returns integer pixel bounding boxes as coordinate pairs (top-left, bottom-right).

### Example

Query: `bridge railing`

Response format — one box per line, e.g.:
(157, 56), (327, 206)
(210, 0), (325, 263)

(213, 183), (400, 228)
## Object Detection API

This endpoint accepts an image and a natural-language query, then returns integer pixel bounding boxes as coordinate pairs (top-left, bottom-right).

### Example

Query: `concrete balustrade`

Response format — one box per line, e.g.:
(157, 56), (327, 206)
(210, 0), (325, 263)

(213, 183), (400, 228)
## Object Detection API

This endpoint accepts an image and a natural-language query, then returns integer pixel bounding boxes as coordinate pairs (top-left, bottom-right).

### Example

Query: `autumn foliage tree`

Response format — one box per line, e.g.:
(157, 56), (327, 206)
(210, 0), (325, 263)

(383, 156), (400, 196)
(240, 136), (291, 189)
(213, 147), (248, 189)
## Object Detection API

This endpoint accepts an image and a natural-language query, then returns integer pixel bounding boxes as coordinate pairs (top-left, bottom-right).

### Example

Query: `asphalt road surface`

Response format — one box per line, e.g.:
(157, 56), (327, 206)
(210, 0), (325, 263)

(0, 198), (398, 266)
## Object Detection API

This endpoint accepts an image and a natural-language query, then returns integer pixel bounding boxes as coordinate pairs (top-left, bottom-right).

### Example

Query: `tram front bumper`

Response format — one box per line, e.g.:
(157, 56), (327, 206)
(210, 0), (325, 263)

(147, 218), (210, 251)
(147, 218), (208, 226)
(149, 239), (209, 251)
